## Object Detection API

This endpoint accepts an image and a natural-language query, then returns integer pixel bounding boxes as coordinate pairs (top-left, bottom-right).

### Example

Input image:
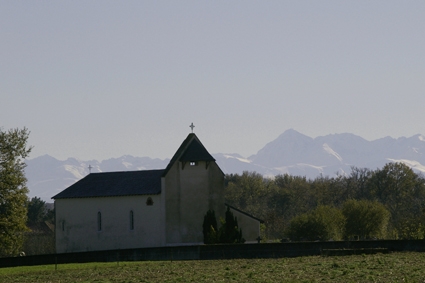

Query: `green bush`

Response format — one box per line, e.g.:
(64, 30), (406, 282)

(342, 199), (390, 239)
(285, 205), (345, 241)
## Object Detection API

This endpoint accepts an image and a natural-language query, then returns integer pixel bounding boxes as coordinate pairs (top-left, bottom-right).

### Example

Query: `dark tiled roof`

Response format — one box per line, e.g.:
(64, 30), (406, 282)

(162, 133), (215, 177)
(52, 169), (164, 199)
(27, 221), (55, 234)
(180, 138), (215, 161)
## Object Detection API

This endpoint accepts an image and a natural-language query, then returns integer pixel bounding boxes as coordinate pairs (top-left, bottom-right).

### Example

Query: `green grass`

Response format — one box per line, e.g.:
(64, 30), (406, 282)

(0, 252), (424, 282)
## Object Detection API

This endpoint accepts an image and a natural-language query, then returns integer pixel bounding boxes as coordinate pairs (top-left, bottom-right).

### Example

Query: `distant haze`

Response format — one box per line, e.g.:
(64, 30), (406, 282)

(1, 1), (424, 161)
(26, 129), (425, 202)
(0, 0), (425, 160)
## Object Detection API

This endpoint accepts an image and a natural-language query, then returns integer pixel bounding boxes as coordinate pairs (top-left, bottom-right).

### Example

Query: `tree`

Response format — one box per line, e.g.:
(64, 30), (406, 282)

(225, 171), (270, 216)
(342, 199), (389, 240)
(285, 205), (345, 241)
(27, 197), (46, 225)
(202, 208), (245, 244)
(369, 162), (425, 237)
(347, 167), (373, 200)
(272, 174), (312, 226)
(202, 210), (218, 244)
(218, 207), (245, 244)
(0, 127), (32, 257)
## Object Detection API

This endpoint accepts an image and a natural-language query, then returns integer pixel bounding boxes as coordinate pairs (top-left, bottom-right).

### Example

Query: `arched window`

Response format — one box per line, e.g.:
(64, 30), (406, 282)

(97, 211), (102, 231)
(146, 197), (154, 206)
(129, 210), (134, 230)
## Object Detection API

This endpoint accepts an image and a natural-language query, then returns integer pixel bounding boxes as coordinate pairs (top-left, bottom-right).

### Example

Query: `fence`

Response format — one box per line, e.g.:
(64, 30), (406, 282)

(1, 240), (425, 268)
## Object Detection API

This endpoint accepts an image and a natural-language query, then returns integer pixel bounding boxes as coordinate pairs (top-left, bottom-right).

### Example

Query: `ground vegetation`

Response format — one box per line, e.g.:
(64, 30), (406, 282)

(224, 163), (425, 240)
(1, 252), (424, 282)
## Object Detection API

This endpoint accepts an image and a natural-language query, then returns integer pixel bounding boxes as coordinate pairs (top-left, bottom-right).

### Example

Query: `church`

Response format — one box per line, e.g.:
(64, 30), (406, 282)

(52, 131), (262, 253)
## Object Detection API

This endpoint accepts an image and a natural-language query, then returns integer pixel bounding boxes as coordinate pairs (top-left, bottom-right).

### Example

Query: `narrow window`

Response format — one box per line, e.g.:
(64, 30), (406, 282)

(62, 220), (65, 232)
(129, 210), (134, 230)
(146, 197), (154, 206)
(97, 211), (102, 231)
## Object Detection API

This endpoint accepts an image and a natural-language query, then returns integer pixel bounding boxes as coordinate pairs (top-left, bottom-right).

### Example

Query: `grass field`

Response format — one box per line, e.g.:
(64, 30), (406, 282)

(0, 252), (424, 282)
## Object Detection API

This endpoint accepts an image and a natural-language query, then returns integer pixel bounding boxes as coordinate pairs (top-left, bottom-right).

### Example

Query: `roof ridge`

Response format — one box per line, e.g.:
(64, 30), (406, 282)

(162, 133), (215, 177)
(161, 133), (195, 176)
(88, 169), (164, 175)
(225, 203), (264, 223)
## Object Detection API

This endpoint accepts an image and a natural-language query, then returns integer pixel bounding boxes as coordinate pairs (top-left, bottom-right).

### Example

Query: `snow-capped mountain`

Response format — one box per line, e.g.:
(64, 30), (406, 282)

(26, 129), (425, 202)
(247, 129), (425, 177)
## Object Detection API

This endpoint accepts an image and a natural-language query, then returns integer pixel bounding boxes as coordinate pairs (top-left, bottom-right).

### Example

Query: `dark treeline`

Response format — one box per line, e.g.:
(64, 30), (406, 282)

(224, 162), (425, 241)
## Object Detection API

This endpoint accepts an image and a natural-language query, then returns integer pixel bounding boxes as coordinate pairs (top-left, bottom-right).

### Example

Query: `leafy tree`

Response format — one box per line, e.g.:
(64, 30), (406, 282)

(224, 164), (425, 241)
(347, 167), (373, 200)
(342, 199), (389, 240)
(45, 207), (55, 224)
(398, 215), (425, 240)
(0, 127), (32, 257)
(272, 174), (312, 220)
(226, 172), (316, 240)
(27, 197), (46, 225)
(311, 175), (343, 207)
(369, 162), (425, 237)
(285, 205), (345, 241)
(225, 171), (270, 216)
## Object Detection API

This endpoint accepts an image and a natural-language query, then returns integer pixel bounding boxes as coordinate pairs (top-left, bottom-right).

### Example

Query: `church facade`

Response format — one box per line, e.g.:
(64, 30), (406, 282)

(53, 133), (261, 253)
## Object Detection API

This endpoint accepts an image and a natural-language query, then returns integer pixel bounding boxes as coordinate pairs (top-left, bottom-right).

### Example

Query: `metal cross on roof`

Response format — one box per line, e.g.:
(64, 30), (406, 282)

(189, 122), (195, 133)
(88, 165), (93, 173)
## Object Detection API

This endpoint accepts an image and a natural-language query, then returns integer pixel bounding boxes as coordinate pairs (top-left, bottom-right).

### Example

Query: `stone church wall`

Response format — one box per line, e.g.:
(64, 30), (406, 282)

(164, 160), (225, 245)
(55, 195), (163, 253)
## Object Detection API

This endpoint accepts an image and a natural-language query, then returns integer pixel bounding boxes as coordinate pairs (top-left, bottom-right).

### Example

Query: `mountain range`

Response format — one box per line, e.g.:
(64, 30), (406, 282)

(26, 129), (425, 202)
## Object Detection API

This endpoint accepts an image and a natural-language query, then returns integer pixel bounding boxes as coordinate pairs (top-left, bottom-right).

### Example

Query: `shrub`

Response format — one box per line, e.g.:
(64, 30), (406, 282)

(202, 207), (245, 244)
(342, 199), (390, 239)
(285, 205), (345, 241)
(203, 210), (218, 244)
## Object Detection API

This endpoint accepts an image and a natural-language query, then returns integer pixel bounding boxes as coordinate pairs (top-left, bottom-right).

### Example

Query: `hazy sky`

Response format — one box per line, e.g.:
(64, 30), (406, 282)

(2, 1), (424, 161)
